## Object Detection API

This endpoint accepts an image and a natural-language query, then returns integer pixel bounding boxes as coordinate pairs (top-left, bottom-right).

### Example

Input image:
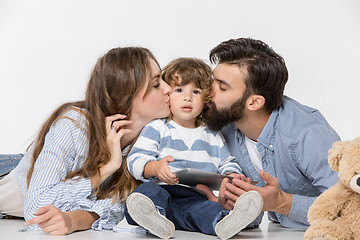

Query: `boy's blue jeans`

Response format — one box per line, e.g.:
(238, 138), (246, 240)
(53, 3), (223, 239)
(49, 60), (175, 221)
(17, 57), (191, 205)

(0, 154), (23, 180)
(125, 182), (229, 236)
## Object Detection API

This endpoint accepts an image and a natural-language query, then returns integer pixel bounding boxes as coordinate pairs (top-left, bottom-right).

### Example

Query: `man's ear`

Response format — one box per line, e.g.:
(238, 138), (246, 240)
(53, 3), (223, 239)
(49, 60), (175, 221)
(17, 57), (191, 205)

(246, 95), (265, 111)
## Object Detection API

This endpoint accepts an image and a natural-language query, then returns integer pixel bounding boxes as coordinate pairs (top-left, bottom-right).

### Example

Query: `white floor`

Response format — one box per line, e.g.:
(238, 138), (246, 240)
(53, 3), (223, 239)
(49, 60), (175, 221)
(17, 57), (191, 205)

(0, 213), (305, 239)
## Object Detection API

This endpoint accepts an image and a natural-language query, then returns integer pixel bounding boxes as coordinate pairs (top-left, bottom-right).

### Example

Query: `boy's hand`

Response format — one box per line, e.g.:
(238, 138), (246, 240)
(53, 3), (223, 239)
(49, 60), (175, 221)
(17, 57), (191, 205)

(154, 156), (179, 185)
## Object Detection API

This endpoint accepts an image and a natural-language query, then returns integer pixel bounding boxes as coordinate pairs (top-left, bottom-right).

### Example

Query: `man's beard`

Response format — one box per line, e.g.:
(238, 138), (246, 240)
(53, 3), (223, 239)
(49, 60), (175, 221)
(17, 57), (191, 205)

(203, 96), (247, 131)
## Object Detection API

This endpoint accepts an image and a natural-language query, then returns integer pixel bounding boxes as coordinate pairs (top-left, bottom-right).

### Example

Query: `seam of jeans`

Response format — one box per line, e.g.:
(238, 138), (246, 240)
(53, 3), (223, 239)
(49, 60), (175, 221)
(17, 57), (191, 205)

(0, 153), (23, 159)
(0, 158), (19, 166)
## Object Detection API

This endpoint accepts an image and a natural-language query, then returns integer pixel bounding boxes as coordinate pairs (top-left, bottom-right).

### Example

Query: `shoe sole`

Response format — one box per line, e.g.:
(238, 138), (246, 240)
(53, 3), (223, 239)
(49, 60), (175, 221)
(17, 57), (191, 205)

(215, 190), (263, 239)
(126, 192), (175, 239)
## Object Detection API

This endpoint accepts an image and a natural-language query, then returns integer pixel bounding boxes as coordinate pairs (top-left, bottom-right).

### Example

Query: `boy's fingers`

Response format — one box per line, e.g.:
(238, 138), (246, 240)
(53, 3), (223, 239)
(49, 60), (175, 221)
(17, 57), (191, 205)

(164, 156), (174, 162)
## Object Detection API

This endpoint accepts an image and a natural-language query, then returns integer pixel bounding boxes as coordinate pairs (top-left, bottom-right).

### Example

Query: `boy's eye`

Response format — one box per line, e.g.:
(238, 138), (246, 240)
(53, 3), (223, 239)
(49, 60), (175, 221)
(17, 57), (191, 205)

(193, 90), (201, 94)
(175, 88), (183, 93)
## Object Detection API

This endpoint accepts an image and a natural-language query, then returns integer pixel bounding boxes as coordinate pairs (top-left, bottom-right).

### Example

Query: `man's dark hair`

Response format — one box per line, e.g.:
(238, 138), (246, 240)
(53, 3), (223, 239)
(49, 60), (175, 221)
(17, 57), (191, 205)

(209, 38), (288, 112)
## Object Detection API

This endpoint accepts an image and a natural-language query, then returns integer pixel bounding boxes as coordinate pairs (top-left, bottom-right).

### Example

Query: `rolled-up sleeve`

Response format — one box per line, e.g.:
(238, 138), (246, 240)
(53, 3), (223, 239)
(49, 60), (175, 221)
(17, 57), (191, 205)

(127, 123), (161, 182)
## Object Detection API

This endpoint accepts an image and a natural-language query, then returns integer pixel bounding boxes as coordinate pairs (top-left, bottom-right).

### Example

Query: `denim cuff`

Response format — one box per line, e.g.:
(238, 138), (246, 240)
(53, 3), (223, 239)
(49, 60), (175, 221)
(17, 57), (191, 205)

(212, 209), (229, 231)
(0, 154), (24, 179)
(155, 205), (166, 216)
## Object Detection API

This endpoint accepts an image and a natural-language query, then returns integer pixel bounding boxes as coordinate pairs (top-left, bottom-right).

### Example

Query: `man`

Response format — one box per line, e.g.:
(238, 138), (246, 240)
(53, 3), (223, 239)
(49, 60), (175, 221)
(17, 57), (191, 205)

(198, 38), (340, 229)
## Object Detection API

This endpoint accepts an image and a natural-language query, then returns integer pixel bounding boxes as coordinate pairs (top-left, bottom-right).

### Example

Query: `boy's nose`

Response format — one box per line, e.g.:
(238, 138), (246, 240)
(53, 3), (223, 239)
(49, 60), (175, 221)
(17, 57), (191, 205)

(184, 96), (192, 102)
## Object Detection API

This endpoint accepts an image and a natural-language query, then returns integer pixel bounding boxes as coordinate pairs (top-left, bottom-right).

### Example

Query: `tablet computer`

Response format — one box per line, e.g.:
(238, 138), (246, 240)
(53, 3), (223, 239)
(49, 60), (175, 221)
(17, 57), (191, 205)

(173, 168), (257, 190)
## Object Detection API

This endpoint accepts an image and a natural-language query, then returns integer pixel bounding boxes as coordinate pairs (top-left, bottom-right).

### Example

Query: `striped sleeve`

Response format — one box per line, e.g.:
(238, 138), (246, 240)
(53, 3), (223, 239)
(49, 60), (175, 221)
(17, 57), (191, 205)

(127, 120), (162, 182)
(22, 110), (124, 230)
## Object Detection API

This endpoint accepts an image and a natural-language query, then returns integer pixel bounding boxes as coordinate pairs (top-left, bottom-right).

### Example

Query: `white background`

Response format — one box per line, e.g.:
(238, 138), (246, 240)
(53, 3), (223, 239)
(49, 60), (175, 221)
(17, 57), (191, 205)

(1, 0), (359, 153)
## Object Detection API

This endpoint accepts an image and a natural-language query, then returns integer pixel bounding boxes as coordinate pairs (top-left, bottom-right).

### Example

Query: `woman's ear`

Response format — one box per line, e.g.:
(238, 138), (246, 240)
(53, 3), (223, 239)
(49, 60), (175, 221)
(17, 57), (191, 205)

(246, 95), (265, 111)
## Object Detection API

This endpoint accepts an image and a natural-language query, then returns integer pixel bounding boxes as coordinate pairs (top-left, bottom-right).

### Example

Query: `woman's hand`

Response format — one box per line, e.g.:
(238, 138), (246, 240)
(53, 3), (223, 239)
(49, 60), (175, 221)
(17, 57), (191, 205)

(25, 205), (99, 235)
(97, 114), (133, 184)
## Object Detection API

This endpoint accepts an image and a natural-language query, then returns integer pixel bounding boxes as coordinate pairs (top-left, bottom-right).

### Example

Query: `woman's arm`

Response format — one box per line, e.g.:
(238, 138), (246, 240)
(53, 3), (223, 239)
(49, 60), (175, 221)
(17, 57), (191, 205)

(26, 205), (99, 235)
(23, 111), (127, 232)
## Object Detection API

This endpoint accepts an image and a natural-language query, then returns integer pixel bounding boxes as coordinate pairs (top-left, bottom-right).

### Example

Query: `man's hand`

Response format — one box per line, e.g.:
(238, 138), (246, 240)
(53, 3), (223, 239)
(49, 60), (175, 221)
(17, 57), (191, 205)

(227, 170), (292, 215)
(196, 177), (236, 211)
(199, 170), (293, 216)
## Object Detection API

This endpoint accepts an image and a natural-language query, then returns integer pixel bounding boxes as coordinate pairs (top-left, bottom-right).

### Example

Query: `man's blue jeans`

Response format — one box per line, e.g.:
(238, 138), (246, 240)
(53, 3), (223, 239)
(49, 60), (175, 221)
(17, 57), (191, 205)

(125, 182), (229, 236)
(0, 154), (23, 180)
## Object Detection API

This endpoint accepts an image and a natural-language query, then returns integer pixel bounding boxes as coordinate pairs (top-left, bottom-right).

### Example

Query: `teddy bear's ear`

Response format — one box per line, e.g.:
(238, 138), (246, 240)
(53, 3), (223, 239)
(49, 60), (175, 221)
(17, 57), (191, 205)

(328, 140), (347, 171)
(353, 137), (360, 145)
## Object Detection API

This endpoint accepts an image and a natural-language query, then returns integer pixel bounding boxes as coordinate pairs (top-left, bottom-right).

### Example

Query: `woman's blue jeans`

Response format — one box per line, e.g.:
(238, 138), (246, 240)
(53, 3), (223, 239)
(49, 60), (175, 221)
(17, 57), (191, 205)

(0, 154), (23, 180)
(125, 182), (229, 236)
(0, 154), (23, 218)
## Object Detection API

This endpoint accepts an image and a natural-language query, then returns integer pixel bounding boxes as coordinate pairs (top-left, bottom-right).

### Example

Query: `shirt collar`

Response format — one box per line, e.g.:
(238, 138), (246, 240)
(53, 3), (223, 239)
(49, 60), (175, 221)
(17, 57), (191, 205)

(257, 109), (279, 151)
(233, 108), (279, 151)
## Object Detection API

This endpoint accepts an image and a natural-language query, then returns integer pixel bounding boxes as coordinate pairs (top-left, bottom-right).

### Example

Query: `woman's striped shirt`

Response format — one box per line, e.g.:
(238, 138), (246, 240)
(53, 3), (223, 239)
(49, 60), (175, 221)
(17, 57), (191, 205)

(15, 109), (124, 231)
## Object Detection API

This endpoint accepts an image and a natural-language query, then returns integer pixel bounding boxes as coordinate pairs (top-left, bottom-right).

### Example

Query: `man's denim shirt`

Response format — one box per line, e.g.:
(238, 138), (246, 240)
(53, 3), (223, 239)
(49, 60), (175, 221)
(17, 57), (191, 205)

(221, 96), (340, 229)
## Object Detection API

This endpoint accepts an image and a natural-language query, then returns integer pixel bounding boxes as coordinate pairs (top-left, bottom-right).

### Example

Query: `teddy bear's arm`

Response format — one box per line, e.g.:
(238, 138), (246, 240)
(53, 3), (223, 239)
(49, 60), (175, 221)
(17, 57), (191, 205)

(307, 183), (347, 223)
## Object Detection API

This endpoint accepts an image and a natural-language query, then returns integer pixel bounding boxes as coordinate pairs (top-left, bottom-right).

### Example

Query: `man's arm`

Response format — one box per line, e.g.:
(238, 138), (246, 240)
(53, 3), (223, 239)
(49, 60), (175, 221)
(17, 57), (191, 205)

(201, 126), (339, 227)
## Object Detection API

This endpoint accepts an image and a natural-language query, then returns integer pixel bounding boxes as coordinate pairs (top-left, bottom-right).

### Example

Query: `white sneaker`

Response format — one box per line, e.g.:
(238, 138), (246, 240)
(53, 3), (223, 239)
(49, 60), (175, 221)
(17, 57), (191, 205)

(215, 190), (263, 240)
(126, 192), (175, 239)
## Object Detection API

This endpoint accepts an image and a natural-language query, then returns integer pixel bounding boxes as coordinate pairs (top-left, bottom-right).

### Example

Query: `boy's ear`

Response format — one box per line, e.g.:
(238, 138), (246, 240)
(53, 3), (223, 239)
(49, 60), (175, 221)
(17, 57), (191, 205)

(246, 95), (265, 111)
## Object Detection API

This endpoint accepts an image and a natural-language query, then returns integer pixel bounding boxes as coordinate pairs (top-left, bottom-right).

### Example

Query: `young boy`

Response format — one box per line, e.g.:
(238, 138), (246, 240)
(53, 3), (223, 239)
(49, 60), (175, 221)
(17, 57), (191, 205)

(125, 58), (263, 239)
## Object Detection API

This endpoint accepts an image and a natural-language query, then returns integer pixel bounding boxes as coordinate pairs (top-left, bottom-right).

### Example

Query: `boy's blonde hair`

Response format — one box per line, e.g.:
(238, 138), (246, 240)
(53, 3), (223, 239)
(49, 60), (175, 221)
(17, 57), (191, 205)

(161, 57), (213, 126)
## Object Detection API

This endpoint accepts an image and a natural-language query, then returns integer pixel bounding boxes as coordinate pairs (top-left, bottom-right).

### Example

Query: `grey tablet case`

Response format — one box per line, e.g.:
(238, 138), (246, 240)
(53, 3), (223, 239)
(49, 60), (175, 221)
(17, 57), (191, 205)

(173, 168), (258, 190)
(173, 168), (234, 190)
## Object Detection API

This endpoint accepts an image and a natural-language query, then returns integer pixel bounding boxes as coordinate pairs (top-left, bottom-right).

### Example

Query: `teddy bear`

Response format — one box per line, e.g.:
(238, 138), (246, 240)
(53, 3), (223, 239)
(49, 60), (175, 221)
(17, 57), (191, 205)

(304, 137), (360, 240)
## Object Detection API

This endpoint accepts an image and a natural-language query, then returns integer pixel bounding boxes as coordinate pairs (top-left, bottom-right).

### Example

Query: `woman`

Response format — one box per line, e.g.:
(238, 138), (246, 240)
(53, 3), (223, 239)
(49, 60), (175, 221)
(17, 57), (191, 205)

(0, 47), (172, 235)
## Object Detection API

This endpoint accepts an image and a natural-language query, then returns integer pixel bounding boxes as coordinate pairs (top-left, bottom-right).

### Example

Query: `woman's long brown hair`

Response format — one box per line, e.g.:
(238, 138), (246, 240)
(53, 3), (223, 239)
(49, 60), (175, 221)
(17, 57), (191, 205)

(26, 47), (159, 202)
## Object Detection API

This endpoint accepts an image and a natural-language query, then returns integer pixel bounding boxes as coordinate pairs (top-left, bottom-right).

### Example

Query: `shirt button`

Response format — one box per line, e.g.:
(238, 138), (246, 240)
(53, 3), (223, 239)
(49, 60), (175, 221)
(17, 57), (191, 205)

(269, 144), (273, 148)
